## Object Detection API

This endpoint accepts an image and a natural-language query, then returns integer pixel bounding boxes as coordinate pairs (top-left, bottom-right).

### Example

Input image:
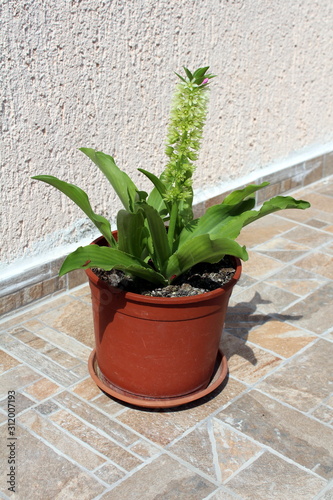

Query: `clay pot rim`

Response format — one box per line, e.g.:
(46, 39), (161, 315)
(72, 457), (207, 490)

(85, 235), (242, 305)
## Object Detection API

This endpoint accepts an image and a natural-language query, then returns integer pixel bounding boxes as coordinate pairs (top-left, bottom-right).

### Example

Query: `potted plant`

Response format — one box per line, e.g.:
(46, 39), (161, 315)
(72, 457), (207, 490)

(32, 67), (310, 408)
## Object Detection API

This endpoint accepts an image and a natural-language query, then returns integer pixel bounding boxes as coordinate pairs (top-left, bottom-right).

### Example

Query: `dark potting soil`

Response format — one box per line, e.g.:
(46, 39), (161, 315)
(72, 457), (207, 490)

(92, 256), (236, 298)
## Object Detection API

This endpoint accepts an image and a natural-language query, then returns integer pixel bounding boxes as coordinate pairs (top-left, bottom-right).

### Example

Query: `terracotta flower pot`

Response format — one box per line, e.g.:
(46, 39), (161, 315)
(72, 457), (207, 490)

(86, 235), (241, 407)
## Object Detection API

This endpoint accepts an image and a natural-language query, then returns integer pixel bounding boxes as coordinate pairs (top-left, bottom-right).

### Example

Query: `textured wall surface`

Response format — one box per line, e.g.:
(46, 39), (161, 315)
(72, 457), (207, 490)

(2, 0), (333, 273)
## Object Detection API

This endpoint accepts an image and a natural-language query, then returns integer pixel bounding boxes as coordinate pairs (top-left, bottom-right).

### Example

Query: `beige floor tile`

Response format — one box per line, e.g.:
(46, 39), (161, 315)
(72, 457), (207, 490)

(39, 300), (95, 348)
(221, 332), (282, 383)
(0, 425), (105, 499)
(296, 252), (333, 280)
(10, 327), (36, 343)
(116, 379), (246, 446)
(24, 378), (60, 400)
(22, 319), (44, 331)
(169, 418), (261, 481)
(36, 326), (92, 361)
(256, 339), (333, 411)
(277, 206), (314, 223)
(1, 333), (80, 386)
(54, 391), (138, 446)
(319, 487), (333, 500)
(0, 349), (20, 373)
(11, 327), (81, 369)
(326, 395), (333, 408)
(50, 409), (142, 471)
(217, 390), (333, 479)
(237, 216), (296, 248)
(240, 251), (284, 279)
(301, 193), (333, 213)
(0, 364), (40, 399)
(284, 225), (332, 248)
(69, 285), (90, 297)
(35, 399), (61, 415)
(208, 489), (243, 500)
(283, 282), (333, 334)
(72, 377), (102, 400)
(246, 320), (316, 357)
(230, 281), (299, 315)
(129, 439), (160, 459)
(323, 242), (333, 255)
(306, 218), (330, 229)
(101, 454), (216, 500)
(94, 463), (126, 485)
(70, 362), (90, 379)
(0, 295), (74, 331)
(91, 393), (128, 415)
(311, 405), (333, 424)
(0, 413), (7, 424)
(0, 391), (35, 415)
(225, 451), (327, 499)
(255, 236), (310, 262)
(20, 409), (106, 470)
(266, 264), (326, 297)
(303, 208), (333, 225)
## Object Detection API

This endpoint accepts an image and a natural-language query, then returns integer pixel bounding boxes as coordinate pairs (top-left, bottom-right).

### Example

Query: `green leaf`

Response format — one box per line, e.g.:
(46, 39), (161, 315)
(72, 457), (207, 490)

(140, 203), (171, 274)
(80, 148), (138, 212)
(59, 244), (167, 285)
(31, 175), (116, 247)
(242, 195), (311, 226)
(175, 72), (187, 83)
(222, 182), (269, 205)
(192, 67), (210, 79)
(177, 184), (311, 248)
(116, 209), (147, 258)
(166, 234), (248, 282)
(183, 67), (193, 81)
(138, 168), (171, 213)
(177, 198), (256, 246)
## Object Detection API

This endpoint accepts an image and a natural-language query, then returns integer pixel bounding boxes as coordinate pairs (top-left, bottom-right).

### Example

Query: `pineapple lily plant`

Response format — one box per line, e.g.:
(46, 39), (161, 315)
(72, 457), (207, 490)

(32, 67), (310, 288)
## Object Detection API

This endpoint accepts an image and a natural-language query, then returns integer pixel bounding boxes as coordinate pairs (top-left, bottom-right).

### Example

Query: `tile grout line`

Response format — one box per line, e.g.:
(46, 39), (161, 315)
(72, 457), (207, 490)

(51, 393), (170, 460)
(10, 420), (113, 492)
(207, 418), (223, 483)
(0, 333), (81, 387)
(223, 449), (266, 485)
(5, 328), (87, 372)
(210, 417), (331, 483)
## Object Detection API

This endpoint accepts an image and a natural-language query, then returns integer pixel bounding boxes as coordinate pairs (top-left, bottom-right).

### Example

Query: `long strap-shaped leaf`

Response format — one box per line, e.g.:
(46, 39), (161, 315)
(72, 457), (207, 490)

(177, 183), (270, 246)
(222, 182), (269, 205)
(242, 195), (311, 226)
(178, 187), (310, 246)
(166, 234), (248, 282)
(140, 203), (171, 275)
(116, 209), (147, 259)
(32, 175), (115, 246)
(59, 244), (167, 285)
(138, 168), (171, 215)
(80, 148), (139, 213)
(177, 198), (256, 246)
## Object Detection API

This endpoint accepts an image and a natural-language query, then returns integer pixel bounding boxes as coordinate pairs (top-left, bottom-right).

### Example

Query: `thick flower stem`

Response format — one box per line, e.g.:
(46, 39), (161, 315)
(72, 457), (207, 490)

(167, 202), (179, 251)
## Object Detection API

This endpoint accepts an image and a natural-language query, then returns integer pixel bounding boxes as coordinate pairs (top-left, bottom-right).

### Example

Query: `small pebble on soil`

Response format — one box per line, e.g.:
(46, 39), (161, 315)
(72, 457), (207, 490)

(92, 256), (236, 298)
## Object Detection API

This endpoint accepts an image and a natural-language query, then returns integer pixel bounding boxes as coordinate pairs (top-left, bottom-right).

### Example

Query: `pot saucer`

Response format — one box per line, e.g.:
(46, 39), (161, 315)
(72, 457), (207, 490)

(88, 349), (228, 409)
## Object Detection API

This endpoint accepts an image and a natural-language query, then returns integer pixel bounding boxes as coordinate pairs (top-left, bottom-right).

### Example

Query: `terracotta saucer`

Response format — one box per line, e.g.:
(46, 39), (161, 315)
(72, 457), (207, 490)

(88, 349), (228, 409)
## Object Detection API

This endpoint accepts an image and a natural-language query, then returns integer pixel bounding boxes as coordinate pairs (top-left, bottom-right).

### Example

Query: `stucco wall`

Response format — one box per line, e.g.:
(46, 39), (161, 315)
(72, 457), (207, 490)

(2, 0), (333, 275)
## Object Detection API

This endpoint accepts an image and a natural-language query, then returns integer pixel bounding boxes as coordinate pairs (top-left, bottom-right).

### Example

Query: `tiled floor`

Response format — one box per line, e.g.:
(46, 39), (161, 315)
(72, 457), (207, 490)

(0, 176), (333, 499)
